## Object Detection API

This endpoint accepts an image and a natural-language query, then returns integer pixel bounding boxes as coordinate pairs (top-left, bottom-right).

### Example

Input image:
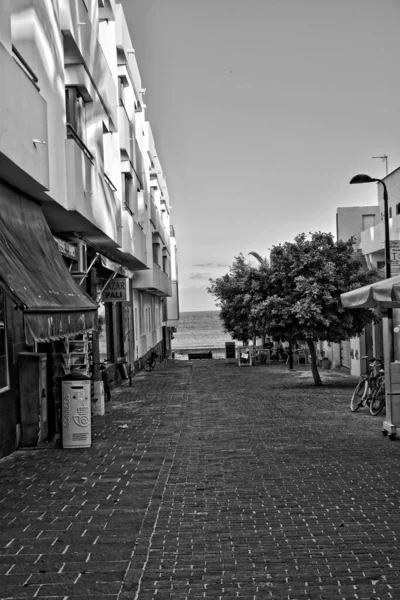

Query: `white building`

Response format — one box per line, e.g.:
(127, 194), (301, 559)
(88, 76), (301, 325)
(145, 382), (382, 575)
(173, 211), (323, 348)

(0, 0), (179, 458)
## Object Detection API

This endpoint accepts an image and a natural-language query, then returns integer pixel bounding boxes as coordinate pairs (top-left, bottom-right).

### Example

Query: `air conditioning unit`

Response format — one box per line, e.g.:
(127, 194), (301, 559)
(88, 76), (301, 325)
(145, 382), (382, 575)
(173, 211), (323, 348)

(70, 241), (88, 275)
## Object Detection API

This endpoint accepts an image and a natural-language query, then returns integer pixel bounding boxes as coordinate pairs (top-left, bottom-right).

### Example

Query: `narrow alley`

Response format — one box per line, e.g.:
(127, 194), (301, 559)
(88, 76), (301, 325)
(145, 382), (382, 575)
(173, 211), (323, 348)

(1, 360), (400, 600)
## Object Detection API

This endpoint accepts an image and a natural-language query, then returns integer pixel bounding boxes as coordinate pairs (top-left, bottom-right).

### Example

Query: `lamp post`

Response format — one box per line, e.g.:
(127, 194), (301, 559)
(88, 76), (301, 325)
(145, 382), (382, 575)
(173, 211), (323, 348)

(349, 174), (391, 279)
(350, 173), (397, 439)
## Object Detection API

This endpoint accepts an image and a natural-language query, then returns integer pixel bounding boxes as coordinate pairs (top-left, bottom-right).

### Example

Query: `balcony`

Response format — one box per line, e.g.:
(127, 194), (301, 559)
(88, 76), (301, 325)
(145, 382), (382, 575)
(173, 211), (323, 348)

(0, 42), (49, 198)
(149, 192), (169, 250)
(61, 137), (120, 246)
(115, 210), (148, 271)
(360, 218), (400, 258)
(61, 0), (117, 130)
(132, 263), (172, 297)
(115, 4), (142, 95)
(118, 106), (133, 162)
(134, 139), (144, 187)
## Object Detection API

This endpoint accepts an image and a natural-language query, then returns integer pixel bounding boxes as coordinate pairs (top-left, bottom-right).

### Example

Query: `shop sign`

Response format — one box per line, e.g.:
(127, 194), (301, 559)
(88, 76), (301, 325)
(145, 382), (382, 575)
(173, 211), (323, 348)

(102, 278), (130, 302)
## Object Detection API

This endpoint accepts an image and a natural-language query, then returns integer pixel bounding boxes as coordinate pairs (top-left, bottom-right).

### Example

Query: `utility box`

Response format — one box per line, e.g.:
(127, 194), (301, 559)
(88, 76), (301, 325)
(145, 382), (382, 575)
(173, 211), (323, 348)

(61, 373), (91, 448)
(19, 352), (48, 446)
(225, 342), (236, 364)
(384, 362), (400, 438)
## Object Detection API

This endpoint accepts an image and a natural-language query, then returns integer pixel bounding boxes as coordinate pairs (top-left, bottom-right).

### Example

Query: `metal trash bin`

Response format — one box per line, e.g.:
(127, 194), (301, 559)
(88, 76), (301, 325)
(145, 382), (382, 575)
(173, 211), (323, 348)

(61, 372), (91, 448)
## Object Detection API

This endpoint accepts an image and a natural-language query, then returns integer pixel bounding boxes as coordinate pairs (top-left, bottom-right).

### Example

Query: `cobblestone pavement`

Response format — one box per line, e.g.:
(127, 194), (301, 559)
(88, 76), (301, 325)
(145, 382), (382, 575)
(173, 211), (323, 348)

(1, 360), (400, 600)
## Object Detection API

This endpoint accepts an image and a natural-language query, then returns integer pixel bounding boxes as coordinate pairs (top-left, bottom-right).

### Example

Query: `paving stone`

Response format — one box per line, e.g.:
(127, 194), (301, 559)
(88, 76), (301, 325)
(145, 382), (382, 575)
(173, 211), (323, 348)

(1, 362), (400, 599)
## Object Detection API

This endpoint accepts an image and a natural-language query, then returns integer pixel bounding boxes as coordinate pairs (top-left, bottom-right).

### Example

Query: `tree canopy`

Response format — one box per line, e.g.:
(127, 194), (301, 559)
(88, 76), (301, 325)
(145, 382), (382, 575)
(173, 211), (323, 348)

(207, 254), (268, 344)
(208, 232), (380, 385)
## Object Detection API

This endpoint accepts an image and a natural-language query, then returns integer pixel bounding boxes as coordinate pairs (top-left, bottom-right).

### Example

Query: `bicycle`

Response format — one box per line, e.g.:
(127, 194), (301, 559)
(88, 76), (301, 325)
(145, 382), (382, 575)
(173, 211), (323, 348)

(350, 356), (383, 413)
(92, 359), (113, 402)
(144, 351), (159, 372)
(369, 369), (386, 416)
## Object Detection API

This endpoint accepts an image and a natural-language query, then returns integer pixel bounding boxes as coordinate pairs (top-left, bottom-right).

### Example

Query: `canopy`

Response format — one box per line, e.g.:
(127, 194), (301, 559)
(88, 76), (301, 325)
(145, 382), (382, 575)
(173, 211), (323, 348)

(340, 275), (400, 309)
(99, 254), (134, 279)
(0, 192), (98, 344)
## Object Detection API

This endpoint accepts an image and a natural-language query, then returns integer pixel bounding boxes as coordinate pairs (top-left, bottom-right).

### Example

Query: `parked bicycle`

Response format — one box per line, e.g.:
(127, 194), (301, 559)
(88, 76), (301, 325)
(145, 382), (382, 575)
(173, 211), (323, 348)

(144, 351), (159, 372)
(350, 356), (384, 414)
(90, 359), (113, 402)
(369, 368), (386, 416)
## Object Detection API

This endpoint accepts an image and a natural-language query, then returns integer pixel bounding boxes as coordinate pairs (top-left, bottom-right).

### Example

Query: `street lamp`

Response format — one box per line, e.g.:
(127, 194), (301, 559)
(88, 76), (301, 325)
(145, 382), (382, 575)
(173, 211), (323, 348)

(349, 173), (391, 279)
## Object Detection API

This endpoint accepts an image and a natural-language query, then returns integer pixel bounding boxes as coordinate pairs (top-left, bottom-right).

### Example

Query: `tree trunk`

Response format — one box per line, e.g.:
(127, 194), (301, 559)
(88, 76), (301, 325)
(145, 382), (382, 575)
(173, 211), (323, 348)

(288, 342), (294, 370)
(306, 339), (322, 386)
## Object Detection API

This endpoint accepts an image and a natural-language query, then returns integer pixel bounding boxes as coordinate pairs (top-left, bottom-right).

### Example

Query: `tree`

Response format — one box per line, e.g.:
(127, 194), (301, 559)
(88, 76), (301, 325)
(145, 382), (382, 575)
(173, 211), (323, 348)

(207, 254), (267, 344)
(255, 232), (380, 385)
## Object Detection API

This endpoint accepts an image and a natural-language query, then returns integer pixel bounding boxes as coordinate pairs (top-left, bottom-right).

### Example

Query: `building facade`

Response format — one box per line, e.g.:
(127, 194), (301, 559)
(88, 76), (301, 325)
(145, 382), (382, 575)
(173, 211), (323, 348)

(333, 201), (387, 376)
(0, 0), (179, 458)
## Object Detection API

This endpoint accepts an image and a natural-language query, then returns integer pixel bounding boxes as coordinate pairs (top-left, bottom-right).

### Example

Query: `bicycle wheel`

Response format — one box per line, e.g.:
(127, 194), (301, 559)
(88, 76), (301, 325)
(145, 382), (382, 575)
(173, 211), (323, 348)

(370, 381), (386, 416)
(102, 375), (111, 402)
(144, 358), (156, 372)
(350, 378), (368, 412)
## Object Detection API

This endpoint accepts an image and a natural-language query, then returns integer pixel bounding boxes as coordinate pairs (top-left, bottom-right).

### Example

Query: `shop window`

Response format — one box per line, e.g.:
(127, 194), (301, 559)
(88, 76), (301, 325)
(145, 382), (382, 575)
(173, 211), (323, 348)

(98, 304), (108, 362)
(0, 290), (10, 393)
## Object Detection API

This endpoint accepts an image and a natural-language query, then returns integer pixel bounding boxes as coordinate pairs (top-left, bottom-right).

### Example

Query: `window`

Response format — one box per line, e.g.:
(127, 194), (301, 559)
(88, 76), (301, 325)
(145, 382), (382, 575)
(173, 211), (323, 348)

(0, 290), (10, 393)
(118, 76), (125, 107)
(162, 254), (168, 274)
(396, 203), (400, 216)
(152, 242), (160, 265)
(362, 214), (376, 230)
(66, 87), (87, 143)
(121, 174), (138, 216)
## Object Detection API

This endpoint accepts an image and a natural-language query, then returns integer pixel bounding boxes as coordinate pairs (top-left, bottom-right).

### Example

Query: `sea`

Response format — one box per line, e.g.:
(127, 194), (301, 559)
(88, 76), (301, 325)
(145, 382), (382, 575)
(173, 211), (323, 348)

(171, 310), (234, 359)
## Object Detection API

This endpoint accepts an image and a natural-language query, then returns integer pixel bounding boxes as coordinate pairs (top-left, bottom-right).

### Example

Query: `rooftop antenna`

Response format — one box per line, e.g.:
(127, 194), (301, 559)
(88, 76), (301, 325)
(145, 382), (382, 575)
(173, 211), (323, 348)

(372, 154), (388, 176)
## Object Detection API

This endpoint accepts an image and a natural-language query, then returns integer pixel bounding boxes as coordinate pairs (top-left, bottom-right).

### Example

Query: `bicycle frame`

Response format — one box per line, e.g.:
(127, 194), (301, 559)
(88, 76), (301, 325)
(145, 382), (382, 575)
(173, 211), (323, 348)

(350, 356), (384, 412)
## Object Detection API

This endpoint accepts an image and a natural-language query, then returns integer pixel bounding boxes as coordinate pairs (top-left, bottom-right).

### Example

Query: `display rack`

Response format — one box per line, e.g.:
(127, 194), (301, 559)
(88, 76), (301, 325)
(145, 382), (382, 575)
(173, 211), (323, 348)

(51, 333), (90, 431)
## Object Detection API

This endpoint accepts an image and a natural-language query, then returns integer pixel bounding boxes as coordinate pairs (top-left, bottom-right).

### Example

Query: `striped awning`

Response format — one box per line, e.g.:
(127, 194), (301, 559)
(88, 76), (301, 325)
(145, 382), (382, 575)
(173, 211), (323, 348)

(0, 189), (98, 344)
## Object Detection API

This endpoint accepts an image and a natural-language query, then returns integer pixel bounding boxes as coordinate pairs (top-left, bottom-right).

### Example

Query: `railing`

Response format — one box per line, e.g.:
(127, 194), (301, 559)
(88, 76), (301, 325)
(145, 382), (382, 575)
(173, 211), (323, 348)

(12, 44), (40, 91)
(123, 202), (134, 216)
(66, 124), (95, 164)
(104, 172), (117, 192)
(150, 194), (157, 226)
(134, 139), (143, 186)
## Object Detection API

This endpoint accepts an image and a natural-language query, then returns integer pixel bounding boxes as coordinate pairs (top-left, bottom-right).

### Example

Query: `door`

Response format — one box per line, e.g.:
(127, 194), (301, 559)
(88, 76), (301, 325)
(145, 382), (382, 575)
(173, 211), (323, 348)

(340, 340), (351, 369)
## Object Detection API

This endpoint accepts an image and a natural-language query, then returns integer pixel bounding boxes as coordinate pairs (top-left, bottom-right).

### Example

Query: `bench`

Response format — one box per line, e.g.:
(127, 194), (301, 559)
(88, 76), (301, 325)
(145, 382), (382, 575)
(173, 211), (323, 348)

(188, 352), (213, 360)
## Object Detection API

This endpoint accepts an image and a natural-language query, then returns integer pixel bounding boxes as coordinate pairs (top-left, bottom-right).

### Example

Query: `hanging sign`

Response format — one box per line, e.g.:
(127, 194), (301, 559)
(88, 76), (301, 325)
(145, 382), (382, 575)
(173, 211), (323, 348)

(102, 278), (130, 302)
(390, 241), (400, 275)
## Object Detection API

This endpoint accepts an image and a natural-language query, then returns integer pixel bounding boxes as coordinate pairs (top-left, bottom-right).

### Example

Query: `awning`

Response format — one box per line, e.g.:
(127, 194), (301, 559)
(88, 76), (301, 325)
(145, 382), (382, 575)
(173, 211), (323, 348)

(0, 191), (98, 344)
(99, 254), (134, 279)
(340, 275), (400, 309)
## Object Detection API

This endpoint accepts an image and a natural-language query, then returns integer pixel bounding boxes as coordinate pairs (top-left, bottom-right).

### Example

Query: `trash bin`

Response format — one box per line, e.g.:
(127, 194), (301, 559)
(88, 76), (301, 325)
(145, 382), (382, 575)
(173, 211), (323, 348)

(61, 372), (91, 448)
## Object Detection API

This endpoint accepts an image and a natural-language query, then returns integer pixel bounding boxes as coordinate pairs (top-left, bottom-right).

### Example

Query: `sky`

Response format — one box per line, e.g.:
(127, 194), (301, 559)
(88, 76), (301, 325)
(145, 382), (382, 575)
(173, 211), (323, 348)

(121, 0), (400, 312)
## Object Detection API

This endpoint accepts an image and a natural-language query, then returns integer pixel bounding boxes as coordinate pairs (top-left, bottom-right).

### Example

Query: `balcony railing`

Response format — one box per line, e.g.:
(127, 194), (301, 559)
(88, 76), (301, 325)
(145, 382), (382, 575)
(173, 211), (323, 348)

(12, 45), (40, 91)
(67, 124), (95, 164)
